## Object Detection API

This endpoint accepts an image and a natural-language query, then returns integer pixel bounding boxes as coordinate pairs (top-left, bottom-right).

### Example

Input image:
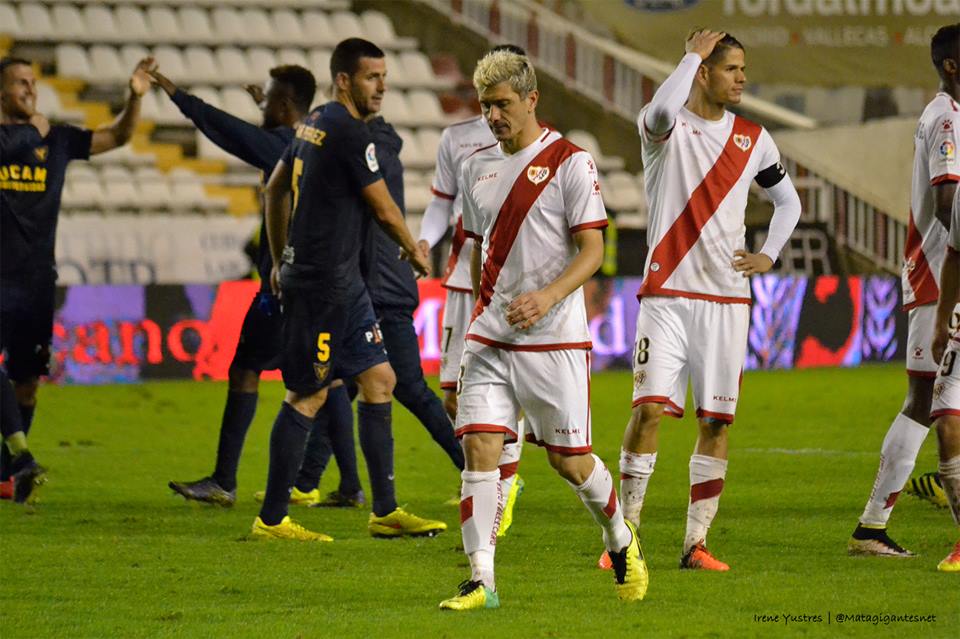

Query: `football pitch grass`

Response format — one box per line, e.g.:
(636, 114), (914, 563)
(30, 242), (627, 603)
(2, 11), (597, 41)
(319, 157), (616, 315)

(1, 364), (957, 638)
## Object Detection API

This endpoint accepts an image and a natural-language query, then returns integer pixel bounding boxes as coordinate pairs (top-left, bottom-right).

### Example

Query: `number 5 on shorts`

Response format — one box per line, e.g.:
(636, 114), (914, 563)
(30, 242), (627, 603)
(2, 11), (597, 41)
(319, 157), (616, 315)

(316, 332), (331, 363)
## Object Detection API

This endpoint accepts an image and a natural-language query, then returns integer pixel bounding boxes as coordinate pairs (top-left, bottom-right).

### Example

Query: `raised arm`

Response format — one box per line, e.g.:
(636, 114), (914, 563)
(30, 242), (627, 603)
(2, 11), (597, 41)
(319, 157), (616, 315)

(641, 30), (726, 138)
(90, 58), (153, 155)
(362, 179), (431, 277)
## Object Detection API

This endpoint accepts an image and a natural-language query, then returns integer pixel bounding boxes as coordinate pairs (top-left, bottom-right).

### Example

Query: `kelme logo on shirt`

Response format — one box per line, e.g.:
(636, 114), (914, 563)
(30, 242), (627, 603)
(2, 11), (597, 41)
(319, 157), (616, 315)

(365, 143), (379, 172)
(733, 134), (752, 151)
(527, 165), (550, 185)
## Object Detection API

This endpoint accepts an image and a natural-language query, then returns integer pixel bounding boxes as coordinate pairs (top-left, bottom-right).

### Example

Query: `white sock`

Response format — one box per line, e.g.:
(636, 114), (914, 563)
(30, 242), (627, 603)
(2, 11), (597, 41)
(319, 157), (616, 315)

(619, 449), (657, 527)
(939, 456), (960, 527)
(860, 414), (929, 526)
(569, 454), (632, 551)
(498, 435), (522, 506)
(684, 454), (728, 552)
(460, 469), (501, 589)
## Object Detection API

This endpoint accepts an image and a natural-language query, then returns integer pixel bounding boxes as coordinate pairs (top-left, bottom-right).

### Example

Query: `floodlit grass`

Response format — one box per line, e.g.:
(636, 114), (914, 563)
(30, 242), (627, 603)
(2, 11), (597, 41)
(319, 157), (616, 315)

(1, 364), (956, 638)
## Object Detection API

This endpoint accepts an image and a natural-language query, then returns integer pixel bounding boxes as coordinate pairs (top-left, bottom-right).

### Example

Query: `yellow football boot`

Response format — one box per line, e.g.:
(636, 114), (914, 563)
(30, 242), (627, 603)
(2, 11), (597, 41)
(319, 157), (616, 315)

(253, 487), (320, 506)
(937, 541), (960, 572)
(368, 507), (447, 538)
(497, 475), (525, 537)
(439, 580), (499, 611)
(251, 516), (332, 541)
(608, 520), (649, 601)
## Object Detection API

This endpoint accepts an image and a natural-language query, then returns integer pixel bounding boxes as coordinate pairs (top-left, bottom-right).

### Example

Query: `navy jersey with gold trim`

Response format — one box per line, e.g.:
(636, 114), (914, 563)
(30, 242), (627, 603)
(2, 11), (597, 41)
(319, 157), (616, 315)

(1, 123), (91, 278)
(280, 101), (382, 300)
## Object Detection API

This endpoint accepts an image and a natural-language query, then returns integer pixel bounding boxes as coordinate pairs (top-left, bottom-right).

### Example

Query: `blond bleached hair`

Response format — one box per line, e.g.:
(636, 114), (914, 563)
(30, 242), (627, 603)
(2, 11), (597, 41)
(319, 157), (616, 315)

(472, 49), (537, 96)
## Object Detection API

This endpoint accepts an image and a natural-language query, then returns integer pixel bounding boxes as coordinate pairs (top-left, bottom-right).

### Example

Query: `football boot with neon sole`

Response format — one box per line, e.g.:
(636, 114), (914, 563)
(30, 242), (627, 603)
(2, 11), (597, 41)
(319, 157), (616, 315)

(848, 524), (915, 557)
(439, 580), (499, 611)
(904, 472), (948, 508)
(937, 541), (960, 572)
(314, 489), (366, 508)
(168, 477), (235, 507)
(607, 521), (648, 601)
(251, 516), (333, 541)
(253, 486), (320, 506)
(497, 475), (525, 537)
(681, 542), (730, 571)
(368, 507), (447, 538)
(598, 549), (613, 570)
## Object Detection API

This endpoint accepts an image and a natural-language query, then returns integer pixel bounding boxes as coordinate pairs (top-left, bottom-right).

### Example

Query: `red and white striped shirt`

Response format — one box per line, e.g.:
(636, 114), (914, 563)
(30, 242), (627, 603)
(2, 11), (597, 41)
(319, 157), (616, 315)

(902, 92), (960, 310)
(460, 129), (607, 350)
(429, 116), (497, 292)
(638, 106), (781, 304)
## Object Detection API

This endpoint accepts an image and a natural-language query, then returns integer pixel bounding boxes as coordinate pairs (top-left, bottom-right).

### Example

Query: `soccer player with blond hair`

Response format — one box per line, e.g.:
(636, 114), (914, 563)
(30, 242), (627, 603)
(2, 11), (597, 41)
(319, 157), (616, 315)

(439, 49), (647, 611)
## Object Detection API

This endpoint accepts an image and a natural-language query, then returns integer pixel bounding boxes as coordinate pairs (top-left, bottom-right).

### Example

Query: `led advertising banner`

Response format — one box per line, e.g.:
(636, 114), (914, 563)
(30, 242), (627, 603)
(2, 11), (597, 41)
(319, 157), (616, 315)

(45, 276), (905, 385)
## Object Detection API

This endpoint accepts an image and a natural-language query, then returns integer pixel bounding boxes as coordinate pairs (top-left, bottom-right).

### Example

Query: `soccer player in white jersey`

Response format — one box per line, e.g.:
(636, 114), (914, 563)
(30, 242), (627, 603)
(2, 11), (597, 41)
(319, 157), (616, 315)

(438, 49), (647, 611)
(849, 23), (960, 557)
(616, 30), (802, 572)
(419, 46), (529, 537)
(929, 185), (960, 572)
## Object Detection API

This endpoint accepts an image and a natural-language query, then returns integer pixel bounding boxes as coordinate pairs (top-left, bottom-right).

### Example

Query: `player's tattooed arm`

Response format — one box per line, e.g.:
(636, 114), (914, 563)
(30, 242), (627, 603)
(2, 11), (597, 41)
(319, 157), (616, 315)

(90, 57), (154, 155)
(933, 247), (960, 363)
(506, 228), (603, 330)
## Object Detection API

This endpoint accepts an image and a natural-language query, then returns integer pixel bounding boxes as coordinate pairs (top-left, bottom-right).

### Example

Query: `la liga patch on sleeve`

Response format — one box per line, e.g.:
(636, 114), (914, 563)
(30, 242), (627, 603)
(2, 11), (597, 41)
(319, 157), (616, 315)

(366, 143), (379, 172)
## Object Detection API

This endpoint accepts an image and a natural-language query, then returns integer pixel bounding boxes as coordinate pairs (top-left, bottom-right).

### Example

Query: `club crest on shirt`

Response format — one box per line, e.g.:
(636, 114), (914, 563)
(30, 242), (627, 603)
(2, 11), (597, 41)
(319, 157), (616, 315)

(313, 362), (330, 382)
(527, 165), (550, 185)
(732, 134), (752, 152)
(34, 146), (48, 161)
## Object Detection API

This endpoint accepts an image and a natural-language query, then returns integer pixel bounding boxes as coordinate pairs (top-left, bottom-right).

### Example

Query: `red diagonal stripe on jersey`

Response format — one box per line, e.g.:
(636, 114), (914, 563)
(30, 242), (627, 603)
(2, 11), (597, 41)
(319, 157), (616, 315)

(460, 495), (474, 523)
(903, 208), (940, 309)
(690, 478), (724, 503)
(471, 138), (580, 322)
(640, 116), (762, 296)
(441, 217), (467, 287)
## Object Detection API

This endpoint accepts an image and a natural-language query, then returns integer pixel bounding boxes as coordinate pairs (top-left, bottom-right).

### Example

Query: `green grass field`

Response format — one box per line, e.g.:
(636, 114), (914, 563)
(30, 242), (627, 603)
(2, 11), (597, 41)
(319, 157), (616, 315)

(1, 364), (957, 638)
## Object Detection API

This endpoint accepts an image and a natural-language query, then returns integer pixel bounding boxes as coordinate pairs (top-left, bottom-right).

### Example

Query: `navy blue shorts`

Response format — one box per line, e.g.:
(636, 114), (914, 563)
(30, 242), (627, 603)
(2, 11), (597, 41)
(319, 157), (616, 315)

(280, 286), (388, 394)
(231, 292), (283, 373)
(0, 275), (56, 381)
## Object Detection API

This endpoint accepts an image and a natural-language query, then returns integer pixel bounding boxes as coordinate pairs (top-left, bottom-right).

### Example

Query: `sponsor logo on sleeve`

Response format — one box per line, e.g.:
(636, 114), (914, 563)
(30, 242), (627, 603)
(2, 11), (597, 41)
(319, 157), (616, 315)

(940, 140), (955, 162)
(365, 143), (379, 172)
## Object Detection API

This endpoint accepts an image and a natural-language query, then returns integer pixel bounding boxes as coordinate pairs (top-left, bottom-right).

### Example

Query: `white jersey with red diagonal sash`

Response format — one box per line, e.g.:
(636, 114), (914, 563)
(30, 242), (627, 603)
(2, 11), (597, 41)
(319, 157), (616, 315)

(902, 92), (960, 311)
(430, 116), (497, 293)
(638, 107), (781, 303)
(460, 128), (608, 349)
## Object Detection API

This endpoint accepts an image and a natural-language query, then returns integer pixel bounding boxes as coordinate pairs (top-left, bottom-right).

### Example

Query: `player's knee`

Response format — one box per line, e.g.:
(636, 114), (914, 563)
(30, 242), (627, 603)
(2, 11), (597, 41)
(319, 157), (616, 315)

(357, 364), (396, 403)
(285, 387), (328, 418)
(902, 377), (934, 426)
(697, 418), (729, 440)
(547, 452), (592, 485)
(632, 403), (664, 431)
(936, 416), (960, 457)
(443, 390), (458, 421)
(13, 377), (39, 407)
(228, 366), (260, 393)
(462, 433), (502, 471)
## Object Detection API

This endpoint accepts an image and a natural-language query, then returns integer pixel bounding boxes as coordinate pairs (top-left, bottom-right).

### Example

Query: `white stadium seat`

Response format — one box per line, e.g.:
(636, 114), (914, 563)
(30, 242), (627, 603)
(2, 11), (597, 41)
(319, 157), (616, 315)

(395, 126), (432, 169)
(399, 51), (450, 89)
(247, 47), (278, 83)
(18, 3), (55, 40)
(56, 44), (93, 81)
(271, 10), (309, 47)
(241, 8), (275, 45)
(191, 85), (224, 110)
(146, 6), (183, 44)
(602, 171), (645, 213)
(197, 133), (246, 167)
(183, 47), (221, 85)
(83, 5), (121, 43)
(152, 46), (188, 83)
(0, 3), (23, 38)
(407, 90), (448, 127)
(51, 4), (87, 41)
(301, 11), (337, 48)
(120, 45), (151, 76)
(415, 128), (443, 162)
(37, 81), (84, 122)
(215, 47), (251, 84)
(308, 49), (332, 82)
(566, 130), (625, 171)
(114, 7), (151, 43)
(361, 10), (417, 50)
(330, 11), (365, 41)
(212, 7), (247, 43)
(178, 7), (215, 44)
(277, 48), (309, 70)
(220, 87), (261, 123)
(380, 91), (413, 127)
(89, 45), (128, 84)
(101, 165), (140, 209)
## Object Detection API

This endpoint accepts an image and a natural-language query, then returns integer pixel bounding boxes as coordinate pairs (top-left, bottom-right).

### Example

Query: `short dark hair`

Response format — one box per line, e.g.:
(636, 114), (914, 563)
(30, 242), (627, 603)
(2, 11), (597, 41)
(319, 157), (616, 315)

(490, 44), (527, 56)
(703, 34), (744, 67)
(330, 38), (385, 79)
(0, 56), (32, 80)
(931, 23), (960, 74)
(270, 65), (317, 113)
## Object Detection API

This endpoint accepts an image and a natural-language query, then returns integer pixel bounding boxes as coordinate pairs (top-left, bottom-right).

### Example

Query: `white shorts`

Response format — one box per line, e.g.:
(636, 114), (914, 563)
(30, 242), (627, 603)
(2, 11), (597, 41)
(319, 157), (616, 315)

(455, 342), (592, 454)
(906, 303), (960, 377)
(932, 336), (960, 420)
(631, 296), (750, 424)
(440, 288), (474, 390)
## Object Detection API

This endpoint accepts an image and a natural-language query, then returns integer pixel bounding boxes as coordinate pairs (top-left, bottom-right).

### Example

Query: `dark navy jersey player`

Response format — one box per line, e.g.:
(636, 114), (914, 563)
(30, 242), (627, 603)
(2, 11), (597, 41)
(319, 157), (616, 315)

(0, 55), (154, 501)
(150, 63), (319, 507)
(252, 38), (445, 541)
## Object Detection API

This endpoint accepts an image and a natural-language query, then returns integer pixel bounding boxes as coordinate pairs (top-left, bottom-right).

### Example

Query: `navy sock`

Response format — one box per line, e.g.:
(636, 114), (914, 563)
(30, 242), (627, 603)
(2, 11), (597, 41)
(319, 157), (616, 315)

(258, 402), (313, 526)
(18, 404), (35, 435)
(296, 404), (333, 493)
(211, 390), (258, 492)
(358, 401), (397, 517)
(394, 379), (464, 471)
(0, 371), (23, 481)
(326, 386), (361, 495)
